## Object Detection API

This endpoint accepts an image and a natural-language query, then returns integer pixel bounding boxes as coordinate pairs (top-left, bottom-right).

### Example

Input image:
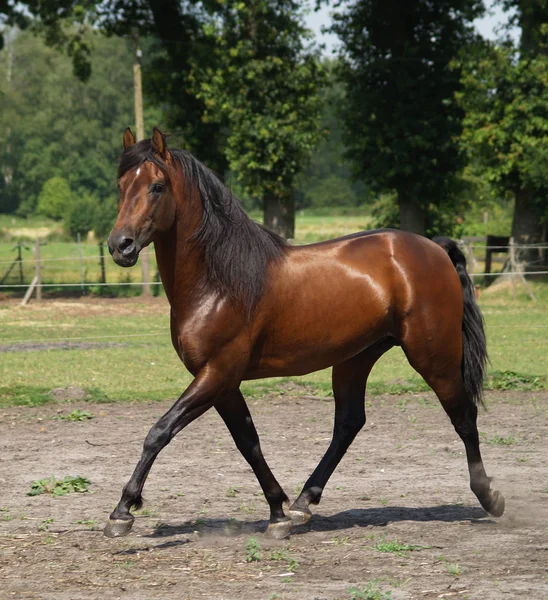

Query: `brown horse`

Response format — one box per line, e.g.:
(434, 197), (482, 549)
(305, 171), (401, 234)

(104, 128), (504, 539)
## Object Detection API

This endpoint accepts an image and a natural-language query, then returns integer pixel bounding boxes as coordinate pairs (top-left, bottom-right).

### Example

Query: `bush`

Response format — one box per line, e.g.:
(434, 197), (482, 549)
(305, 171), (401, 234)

(65, 193), (97, 239)
(37, 177), (74, 220)
(94, 196), (118, 241)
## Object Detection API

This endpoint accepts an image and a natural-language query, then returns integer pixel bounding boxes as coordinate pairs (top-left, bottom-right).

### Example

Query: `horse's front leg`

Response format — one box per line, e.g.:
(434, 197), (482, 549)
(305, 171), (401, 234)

(104, 370), (225, 537)
(216, 390), (292, 539)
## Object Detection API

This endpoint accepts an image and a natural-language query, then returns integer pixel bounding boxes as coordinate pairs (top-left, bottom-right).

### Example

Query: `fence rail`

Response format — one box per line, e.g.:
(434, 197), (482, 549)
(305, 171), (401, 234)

(1, 236), (546, 303)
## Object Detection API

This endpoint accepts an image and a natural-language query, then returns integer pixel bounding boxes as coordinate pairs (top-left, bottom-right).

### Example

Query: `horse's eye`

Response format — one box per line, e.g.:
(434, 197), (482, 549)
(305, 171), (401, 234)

(151, 183), (164, 195)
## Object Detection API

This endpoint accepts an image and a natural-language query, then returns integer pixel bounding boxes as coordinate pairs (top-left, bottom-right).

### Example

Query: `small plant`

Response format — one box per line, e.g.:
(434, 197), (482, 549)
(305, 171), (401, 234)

(73, 519), (98, 526)
(370, 536), (430, 556)
(348, 580), (392, 600)
(445, 563), (461, 576)
(245, 536), (262, 562)
(226, 486), (240, 498)
(287, 557), (299, 572)
(39, 517), (54, 531)
(54, 409), (93, 422)
(485, 434), (516, 446)
(379, 497), (389, 506)
(438, 555), (461, 576)
(270, 549), (290, 561)
(28, 475), (90, 497)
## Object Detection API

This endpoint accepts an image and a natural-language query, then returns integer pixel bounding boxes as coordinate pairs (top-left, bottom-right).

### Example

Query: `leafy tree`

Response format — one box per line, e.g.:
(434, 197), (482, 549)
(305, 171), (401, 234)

(93, 196), (118, 240)
(65, 192), (97, 239)
(296, 60), (367, 210)
(332, 0), (484, 236)
(36, 177), (74, 219)
(0, 30), (156, 216)
(458, 1), (548, 254)
(194, 1), (325, 238)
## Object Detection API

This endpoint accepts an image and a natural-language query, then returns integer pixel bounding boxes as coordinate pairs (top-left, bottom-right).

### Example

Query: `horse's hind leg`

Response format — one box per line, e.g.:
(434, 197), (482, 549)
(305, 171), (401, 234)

(288, 338), (395, 525)
(403, 342), (505, 517)
(215, 390), (292, 539)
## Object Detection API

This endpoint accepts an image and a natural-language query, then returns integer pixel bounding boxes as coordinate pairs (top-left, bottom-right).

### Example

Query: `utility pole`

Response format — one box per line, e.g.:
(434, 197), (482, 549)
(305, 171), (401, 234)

(133, 32), (151, 297)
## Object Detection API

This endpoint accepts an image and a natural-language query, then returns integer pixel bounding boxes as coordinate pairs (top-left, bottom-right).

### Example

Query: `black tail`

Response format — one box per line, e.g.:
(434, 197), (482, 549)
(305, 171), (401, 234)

(433, 237), (488, 406)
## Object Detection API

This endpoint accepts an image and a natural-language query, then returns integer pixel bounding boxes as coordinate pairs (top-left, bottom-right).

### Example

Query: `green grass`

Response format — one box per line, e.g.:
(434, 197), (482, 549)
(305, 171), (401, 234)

(0, 261), (547, 405)
(368, 536), (431, 556)
(348, 581), (392, 600)
(27, 475), (91, 497)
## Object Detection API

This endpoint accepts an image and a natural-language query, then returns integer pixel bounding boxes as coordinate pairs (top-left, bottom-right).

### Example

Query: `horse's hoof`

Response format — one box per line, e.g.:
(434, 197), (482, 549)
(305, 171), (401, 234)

(287, 507), (312, 526)
(266, 519), (293, 540)
(103, 518), (134, 538)
(488, 490), (505, 518)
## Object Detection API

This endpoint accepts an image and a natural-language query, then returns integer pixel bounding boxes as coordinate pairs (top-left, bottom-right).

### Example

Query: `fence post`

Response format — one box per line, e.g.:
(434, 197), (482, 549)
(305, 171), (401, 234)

(141, 245), (151, 297)
(35, 238), (42, 301)
(98, 241), (106, 289)
(77, 233), (85, 295)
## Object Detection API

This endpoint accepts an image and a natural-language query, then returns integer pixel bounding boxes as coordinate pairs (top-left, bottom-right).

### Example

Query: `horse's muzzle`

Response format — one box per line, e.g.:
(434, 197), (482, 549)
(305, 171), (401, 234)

(108, 232), (139, 267)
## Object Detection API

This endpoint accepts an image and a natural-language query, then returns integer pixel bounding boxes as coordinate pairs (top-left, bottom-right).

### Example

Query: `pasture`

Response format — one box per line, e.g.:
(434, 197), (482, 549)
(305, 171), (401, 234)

(0, 287), (547, 599)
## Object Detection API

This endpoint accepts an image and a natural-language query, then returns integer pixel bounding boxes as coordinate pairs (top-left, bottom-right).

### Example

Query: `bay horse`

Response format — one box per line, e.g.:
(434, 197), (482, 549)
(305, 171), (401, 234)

(104, 128), (505, 539)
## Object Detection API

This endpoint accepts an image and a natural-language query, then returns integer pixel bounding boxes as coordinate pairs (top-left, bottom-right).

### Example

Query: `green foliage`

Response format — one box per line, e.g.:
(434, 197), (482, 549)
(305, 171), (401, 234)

(296, 60), (367, 210)
(332, 0), (484, 235)
(245, 536), (262, 562)
(36, 177), (74, 220)
(369, 536), (431, 556)
(65, 193), (98, 239)
(488, 370), (545, 391)
(54, 409), (94, 422)
(27, 475), (91, 497)
(348, 581), (392, 600)
(0, 30), (139, 216)
(458, 41), (548, 199)
(93, 197), (118, 241)
(194, 1), (325, 226)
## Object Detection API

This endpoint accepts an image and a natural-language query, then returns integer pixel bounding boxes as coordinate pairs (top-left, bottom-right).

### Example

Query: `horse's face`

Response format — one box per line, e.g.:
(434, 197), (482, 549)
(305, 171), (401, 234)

(108, 128), (176, 267)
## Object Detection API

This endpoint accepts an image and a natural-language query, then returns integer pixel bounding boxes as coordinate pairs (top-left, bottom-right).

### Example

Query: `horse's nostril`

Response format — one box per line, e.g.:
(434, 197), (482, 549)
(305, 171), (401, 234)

(119, 236), (135, 253)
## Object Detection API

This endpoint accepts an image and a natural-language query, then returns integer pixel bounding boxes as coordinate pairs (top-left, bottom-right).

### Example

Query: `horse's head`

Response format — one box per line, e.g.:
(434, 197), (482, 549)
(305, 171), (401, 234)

(108, 128), (177, 267)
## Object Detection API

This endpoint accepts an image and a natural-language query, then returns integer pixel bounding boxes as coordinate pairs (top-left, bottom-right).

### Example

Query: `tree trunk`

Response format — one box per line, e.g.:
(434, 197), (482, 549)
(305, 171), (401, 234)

(264, 191), (295, 240)
(398, 191), (426, 236)
(511, 187), (545, 266)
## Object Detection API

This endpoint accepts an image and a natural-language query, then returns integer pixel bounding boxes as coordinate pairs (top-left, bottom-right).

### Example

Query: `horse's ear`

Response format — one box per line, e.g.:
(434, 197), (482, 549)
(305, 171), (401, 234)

(151, 127), (167, 159)
(123, 128), (136, 150)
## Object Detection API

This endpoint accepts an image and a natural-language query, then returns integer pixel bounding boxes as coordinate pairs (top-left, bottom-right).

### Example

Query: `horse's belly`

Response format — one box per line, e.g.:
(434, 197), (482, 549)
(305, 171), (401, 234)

(244, 320), (390, 380)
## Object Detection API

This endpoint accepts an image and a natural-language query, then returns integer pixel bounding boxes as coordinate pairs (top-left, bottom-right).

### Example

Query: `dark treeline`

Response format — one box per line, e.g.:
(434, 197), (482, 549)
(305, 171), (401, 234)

(1, 0), (547, 245)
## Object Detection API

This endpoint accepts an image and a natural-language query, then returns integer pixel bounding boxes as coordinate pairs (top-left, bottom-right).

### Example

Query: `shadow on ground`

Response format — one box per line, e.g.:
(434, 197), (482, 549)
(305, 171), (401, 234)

(137, 504), (491, 546)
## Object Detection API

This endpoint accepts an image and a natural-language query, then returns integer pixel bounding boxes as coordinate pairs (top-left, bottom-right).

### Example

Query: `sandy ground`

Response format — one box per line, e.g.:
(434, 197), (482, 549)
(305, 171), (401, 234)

(1, 390), (547, 599)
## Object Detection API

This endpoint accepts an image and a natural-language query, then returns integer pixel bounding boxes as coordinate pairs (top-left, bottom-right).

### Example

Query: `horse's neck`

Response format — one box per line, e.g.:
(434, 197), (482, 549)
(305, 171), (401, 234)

(153, 214), (207, 311)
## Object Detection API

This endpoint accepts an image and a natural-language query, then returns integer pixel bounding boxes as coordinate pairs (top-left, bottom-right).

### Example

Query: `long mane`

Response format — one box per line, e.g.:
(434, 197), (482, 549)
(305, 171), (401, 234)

(118, 140), (287, 315)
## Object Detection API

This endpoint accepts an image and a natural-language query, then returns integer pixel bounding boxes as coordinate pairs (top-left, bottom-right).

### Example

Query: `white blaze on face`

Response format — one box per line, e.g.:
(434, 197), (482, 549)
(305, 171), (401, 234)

(136, 167), (141, 176)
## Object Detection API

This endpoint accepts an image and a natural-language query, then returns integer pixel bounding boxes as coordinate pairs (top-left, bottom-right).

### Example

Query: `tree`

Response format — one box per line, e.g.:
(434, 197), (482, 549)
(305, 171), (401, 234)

(0, 30), (153, 215)
(458, 1), (548, 254)
(332, 0), (484, 236)
(37, 177), (73, 219)
(194, 1), (325, 238)
(1, 1), (228, 173)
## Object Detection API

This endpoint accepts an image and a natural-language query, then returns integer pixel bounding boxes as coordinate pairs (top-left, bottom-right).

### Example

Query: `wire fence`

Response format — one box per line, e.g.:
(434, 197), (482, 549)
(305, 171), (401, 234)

(0, 239), (161, 298)
(0, 237), (547, 299)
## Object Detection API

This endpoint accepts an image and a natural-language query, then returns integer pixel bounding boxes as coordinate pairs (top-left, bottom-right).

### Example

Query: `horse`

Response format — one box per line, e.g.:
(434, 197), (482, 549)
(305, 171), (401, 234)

(104, 127), (505, 539)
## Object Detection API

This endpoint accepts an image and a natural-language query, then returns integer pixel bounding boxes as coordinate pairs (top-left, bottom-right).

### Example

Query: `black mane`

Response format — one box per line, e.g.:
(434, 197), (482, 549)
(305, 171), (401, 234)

(118, 140), (287, 315)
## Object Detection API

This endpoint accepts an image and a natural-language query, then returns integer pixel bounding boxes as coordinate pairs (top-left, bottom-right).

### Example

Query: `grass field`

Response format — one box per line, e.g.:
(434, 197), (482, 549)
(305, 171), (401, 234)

(0, 281), (546, 407)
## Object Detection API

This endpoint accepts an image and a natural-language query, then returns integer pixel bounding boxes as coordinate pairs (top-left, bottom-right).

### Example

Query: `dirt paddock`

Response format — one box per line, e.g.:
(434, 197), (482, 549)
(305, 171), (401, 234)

(1, 390), (547, 599)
